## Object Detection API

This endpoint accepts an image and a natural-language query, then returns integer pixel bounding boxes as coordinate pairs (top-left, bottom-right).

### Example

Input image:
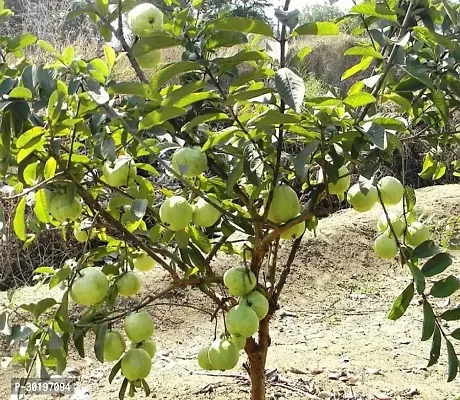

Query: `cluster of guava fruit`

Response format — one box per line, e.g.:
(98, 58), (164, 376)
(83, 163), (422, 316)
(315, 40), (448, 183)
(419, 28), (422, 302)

(197, 266), (269, 371)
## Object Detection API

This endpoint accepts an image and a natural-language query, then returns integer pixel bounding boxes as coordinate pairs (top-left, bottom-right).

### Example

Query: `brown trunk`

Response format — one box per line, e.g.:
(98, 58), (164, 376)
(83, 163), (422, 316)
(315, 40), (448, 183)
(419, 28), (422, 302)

(246, 317), (270, 400)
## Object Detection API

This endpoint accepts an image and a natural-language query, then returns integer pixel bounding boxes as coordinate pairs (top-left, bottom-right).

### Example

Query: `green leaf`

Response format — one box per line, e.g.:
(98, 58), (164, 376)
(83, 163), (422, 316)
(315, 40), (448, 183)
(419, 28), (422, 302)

(188, 226), (211, 253)
(388, 282), (414, 321)
(73, 329), (85, 358)
(344, 92), (376, 108)
(9, 87), (32, 100)
(294, 141), (319, 181)
(182, 113), (230, 132)
(361, 122), (386, 150)
(274, 68), (305, 113)
(408, 263), (425, 294)
(451, 328), (460, 340)
(131, 199), (148, 220)
(443, 0), (458, 26)
(404, 186), (416, 212)
(432, 91), (448, 125)
(149, 61), (202, 90)
(132, 36), (181, 58)
(421, 300), (435, 341)
(430, 275), (460, 298)
(140, 107), (185, 130)
(205, 31), (248, 50)
(109, 359), (122, 383)
(44, 157), (57, 179)
(342, 56), (373, 80)
(206, 17), (274, 37)
(17, 127), (45, 148)
(173, 92), (220, 108)
(34, 267), (55, 275)
(400, 65), (434, 91)
(422, 253), (453, 277)
(48, 328), (63, 350)
(344, 46), (383, 59)
(413, 240), (439, 259)
(446, 339), (459, 382)
(141, 379), (151, 397)
(252, 111), (301, 128)
(174, 230), (190, 249)
(108, 82), (158, 100)
(297, 46), (312, 60)
(94, 322), (108, 363)
(49, 266), (71, 290)
(293, 21), (339, 36)
(100, 137), (116, 162)
(34, 189), (51, 224)
(13, 197), (27, 241)
(381, 93), (413, 116)
(119, 378), (129, 400)
(55, 291), (74, 333)
(427, 326), (441, 367)
(351, 2), (397, 22)
(95, 0), (109, 15)
(149, 225), (162, 243)
(441, 308), (460, 321)
(104, 44), (116, 70)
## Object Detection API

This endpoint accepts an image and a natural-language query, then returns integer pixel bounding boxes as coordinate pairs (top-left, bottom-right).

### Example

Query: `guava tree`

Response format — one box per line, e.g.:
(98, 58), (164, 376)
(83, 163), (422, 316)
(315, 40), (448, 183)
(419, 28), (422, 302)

(1, 0), (460, 399)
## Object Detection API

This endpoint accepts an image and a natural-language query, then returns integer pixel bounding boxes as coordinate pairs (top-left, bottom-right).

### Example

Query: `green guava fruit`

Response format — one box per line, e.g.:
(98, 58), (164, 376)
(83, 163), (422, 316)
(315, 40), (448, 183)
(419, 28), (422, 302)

(377, 212), (406, 238)
(373, 233), (398, 259)
(103, 155), (137, 187)
(197, 345), (215, 370)
(229, 335), (246, 351)
(377, 176), (404, 206)
(135, 50), (161, 69)
(70, 267), (108, 306)
(127, 3), (163, 37)
(208, 339), (239, 371)
(318, 165), (351, 195)
(50, 194), (82, 222)
(347, 183), (378, 212)
(124, 311), (154, 343)
(74, 228), (88, 243)
(104, 331), (126, 362)
(159, 196), (193, 231)
(405, 222), (430, 248)
(192, 197), (221, 227)
(171, 147), (208, 178)
(226, 304), (259, 338)
(223, 267), (256, 296)
(116, 272), (142, 297)
(130, 339), (156, 358)
(239, 291), (269, 320)
(280, 220), (305, 240)
(267, 185), (299, 223)
(121, 348), (152, 381)
(133, 253), (155, 272)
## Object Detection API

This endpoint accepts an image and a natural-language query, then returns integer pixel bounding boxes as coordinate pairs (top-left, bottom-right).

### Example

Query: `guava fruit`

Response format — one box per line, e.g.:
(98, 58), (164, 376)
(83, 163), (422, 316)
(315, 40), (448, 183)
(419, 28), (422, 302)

(74, 228), (88, 243)
(240, 291), (269, 320)
(70, 267), (108, 306)
(127, 3), (163, 37)
(192, 197), (221, 227)
(208, 339), (239, 371)
(103, 155), (137, 187)
(104, 331), (126, 362)
(135, 50), (161, 69)
(124, 311), (154, 343)
(226, 304), (259, 338)
(223, 267), (256, 296)
(121, 348), (152, 381)
(373, 233), (398, 259)
(377, 212), (406, 238)
(377, 176), (404, 206)
(197, 345), (215, 370)
(133, 253), (155, 272)
(50, 194), (82, 222)
(318, 165), (351, 195)
(116, 272), (141, 297)
(229, 335), (246, 351)
(171, 147), (208, 178)
(280, 220), (305, 240)
(159, 196), (193, 231)
(130, 339), (156, 358)
(347, 182), (378, 212)
(405, 222), (430, 248)
(267, 185), (299, 223)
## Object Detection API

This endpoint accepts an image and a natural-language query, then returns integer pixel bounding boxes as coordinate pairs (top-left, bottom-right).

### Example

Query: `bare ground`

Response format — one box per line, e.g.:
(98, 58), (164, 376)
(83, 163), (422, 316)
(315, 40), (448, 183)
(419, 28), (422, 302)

(1, 184), (460, 400)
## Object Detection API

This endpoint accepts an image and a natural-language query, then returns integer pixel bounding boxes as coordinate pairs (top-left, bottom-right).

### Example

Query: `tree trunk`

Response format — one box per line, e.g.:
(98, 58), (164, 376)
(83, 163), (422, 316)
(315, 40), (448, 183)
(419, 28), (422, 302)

(246, 317), (270, 400)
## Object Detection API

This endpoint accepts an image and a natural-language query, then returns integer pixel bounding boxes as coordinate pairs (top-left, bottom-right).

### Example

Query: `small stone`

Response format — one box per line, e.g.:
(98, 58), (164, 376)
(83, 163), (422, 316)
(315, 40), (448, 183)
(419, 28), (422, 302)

(366, 368), (381, 375)
(373, 393), (392, 400)
(328, 372), (341, 380)
(318, 391), (333, 399)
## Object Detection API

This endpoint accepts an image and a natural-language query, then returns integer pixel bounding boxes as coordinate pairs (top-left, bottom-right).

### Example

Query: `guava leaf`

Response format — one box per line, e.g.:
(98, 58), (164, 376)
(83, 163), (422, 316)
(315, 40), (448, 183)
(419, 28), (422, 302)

(421, 300), (435, 341)
(94, 322), (108, 363)
(275, 67), (305, 113)
(388, 282), (414, 320)
(422, 253), (453, 277)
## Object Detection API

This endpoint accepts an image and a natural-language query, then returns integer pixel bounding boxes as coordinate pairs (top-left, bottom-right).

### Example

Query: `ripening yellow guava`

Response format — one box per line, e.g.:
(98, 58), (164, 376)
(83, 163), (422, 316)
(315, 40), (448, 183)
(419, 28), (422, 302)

(197, 345), (215, 370)
(347, 182), (378, 212)
(127, 3), (163, 37)
(70, 267), (108, 306)
(318, 165), (351, 195)
(133, 253), (155, 272)
(135, 50), (161, 69)
(116, 272), (142, 297)
(124, 311), (154, 343)
(171, 147), (208, 178)
(223, 267), (256, 296)
(104, 331), (126, 362)
(229, 335), (246, 351)
(267, 185), (299, 223)
(192, 197), (221, 227)
(103, 155), (137, 187)
(130, 339), (156, 358)
(377, 176), (404, 206)
(405, 222), (430, 248)
(377, 212), (406, 238)
(121, 348), (152, 381)
(226, 304), (259, 338)
(208, 339), (239, 371)
(159, 196), (193, 231)
(373, 232), (398, 259)
(50, 194), (82, 222)
(240, 291), (269, 320)
(280, 219), (305, 240)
